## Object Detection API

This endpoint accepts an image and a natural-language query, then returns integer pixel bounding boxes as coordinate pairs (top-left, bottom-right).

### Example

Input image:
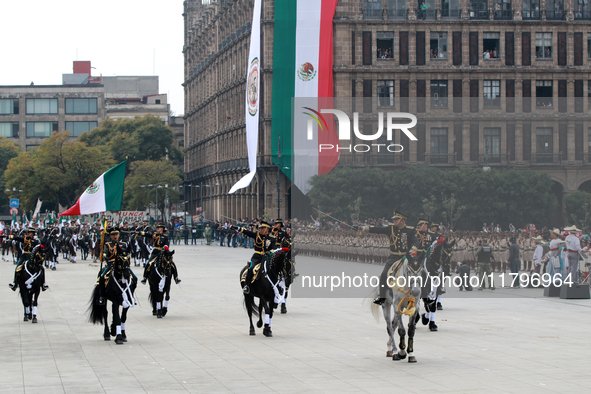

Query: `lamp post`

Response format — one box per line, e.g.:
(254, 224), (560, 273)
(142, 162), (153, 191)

(141, 184), (153, 221)
(277, 136), (282, 219)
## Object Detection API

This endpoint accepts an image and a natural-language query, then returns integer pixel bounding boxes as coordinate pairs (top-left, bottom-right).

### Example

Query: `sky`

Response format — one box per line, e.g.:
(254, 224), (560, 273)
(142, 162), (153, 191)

(1, 0), (185, 115)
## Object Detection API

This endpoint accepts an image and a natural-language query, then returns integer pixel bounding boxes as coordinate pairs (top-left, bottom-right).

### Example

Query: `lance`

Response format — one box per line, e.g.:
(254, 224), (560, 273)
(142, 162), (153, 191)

(312, 207), (361, 229)
(99, 218), (108, 271)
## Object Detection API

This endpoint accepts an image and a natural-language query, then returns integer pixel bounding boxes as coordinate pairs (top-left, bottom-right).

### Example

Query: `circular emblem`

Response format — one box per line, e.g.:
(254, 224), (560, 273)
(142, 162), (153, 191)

(247, 58), (259, 116)
(298, 62), (316, 82)
(86, 182), (100, 195)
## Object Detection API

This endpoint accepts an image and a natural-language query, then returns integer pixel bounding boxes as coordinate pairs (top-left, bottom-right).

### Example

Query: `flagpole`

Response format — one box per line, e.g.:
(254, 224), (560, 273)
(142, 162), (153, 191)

(99, 218), (108, 272)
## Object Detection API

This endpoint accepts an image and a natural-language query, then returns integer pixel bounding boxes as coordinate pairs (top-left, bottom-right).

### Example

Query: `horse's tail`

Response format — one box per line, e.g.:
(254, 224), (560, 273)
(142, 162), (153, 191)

(243, 293), (259, 318)
(370, 288), (382, 322)
(87, 284), (104, 325)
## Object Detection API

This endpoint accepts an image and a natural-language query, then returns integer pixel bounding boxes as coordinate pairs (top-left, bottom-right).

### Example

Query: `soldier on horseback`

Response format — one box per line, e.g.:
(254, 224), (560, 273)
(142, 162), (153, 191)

(235, 220), (273, 294)
(270, 219), (290, 248)
(8, 227), (48, 292)
(138, 223), (180, 285)
(97, 228), (137, 303)
(370, 211), (419, 306)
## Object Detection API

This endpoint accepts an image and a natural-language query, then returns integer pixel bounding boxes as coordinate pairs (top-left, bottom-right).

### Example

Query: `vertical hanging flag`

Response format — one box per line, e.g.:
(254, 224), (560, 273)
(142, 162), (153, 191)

(272, 0), (340, 194)
(60, 161), (126, 217)
(229, 0), (261, 194)
(32, 199), (42, 220)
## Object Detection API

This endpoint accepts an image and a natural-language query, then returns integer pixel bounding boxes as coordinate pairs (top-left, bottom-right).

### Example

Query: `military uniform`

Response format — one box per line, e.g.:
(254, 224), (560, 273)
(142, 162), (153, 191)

(138, 224), (180, 284)
(476, 241), (496, 290)
(8, 228), (47, 291)
(237, 221), (273, 293)
(370, 211), (418, 304)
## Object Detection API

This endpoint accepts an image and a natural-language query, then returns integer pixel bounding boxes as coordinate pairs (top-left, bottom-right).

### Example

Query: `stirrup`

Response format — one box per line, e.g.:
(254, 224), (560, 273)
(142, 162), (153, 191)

(141, 278), (147, 285)
(242, 285), (250, 294)
(42, 284), (49, 291)
(175, 278), (181, 284)
(9, 283), (17, 291)
(373, 297), (385, 305)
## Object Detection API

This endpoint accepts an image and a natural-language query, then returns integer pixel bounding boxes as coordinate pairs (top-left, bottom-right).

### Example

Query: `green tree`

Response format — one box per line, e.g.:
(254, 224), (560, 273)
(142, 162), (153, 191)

(565, 191), (591, 231)
(0, 137), (22, 211)
(5, 132), (114, 210)
(79, 115), (182, 164)
(124, 160), (182, 220)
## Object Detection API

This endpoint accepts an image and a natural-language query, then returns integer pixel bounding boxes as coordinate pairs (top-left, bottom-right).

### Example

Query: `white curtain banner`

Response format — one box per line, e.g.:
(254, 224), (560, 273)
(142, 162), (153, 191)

(229, 0), (261, 194)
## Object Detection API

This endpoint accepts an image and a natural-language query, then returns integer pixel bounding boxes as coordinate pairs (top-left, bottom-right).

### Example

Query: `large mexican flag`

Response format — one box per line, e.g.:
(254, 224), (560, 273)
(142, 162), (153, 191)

(60, 161), (126, 217)
(272, 0), (339, 195)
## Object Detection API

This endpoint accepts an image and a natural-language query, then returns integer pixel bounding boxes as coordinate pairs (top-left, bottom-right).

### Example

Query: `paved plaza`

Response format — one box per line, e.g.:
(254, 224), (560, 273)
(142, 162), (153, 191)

(1, 243), (590, 393)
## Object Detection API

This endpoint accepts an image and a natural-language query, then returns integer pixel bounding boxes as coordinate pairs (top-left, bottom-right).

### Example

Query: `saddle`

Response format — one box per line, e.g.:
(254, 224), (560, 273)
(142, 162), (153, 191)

(241, 262), (263, 284)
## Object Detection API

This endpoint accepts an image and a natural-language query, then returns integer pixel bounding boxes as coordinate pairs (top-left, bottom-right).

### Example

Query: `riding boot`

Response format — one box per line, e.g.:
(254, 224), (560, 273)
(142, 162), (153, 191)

(243, 268), (253, 293)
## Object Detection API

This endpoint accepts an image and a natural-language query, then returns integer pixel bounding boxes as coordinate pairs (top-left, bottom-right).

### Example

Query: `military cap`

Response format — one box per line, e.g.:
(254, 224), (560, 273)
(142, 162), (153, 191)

(27, 227), (36, 233)
(259, 221), (272, 229)
(274, 219), (284, 227)
(417, 218), (429, 226)
(391, 210), (408, 220)
(156, 223), (166, 229)
(108, 227), (120, 235)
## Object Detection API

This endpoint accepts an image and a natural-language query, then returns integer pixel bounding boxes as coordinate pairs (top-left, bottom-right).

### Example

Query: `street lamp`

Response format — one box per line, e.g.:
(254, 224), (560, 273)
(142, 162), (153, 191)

(141, 184), (153, 221)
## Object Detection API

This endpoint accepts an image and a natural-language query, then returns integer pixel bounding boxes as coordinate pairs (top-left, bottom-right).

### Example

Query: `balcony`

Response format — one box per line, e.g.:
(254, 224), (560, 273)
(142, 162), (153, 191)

(479, 154), (511, 165)
(426, 153), (457, 165)
(522, 10), (541, 20)
(387, 8), (407, 19)
(493, 9), (513, 20)
(337, 154), (407, 167)
(545, 10), (565, 20)
(441, 8), (462, 18)
(470, 9), (489, 19)
(575, 11), (591, 20)
(417, 8), (437, 20)
(363, 7), (383, 20)
(531, 153), (562, 165)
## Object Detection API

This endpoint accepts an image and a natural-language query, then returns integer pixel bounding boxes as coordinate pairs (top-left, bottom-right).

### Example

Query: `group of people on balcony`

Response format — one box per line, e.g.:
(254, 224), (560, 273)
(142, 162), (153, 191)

(378, 48), (393, 59)
(483, 48), (499, 59)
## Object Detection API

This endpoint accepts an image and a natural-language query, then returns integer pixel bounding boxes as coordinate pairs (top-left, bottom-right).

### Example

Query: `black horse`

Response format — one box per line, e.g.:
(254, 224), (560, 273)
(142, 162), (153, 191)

(88, 254), (137, 344)
(240, 243), (289, 337)
(148, 248), (177, 318)
(17, 245), (47, 323)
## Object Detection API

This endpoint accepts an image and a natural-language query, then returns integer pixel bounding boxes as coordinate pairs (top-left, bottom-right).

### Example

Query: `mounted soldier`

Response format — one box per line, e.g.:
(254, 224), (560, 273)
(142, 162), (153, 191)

(235, 220), (273, 294)
(138, 223), (180, 285)
(8, 227), (48, 292)
(368, 211), (419, 306)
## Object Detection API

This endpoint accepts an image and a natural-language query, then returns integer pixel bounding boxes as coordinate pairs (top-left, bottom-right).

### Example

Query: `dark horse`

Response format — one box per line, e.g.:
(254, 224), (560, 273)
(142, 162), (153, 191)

(240, 242), (289, 337)
(148, 248), (176, 318)
(371, 239), (452, 362)
(18, 245), (47, 323)
(88, 254), (137, 344)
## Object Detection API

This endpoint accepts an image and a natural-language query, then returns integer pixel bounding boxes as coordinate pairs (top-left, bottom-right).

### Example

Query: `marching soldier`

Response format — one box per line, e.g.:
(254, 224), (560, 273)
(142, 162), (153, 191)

(235, 220), (273, 294)
(138, 223), (180, 285)
(8, 227), (48, 291)
(369, 211), (418, 306)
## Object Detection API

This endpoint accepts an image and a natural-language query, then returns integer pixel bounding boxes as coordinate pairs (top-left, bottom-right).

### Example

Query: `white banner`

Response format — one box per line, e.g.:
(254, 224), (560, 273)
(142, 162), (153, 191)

(32, 199), (42, 219)
(229, 0), (261, 194)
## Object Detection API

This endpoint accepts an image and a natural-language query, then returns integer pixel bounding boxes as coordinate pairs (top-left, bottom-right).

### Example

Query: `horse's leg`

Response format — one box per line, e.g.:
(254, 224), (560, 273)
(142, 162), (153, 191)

(103, 304), (110, 341)
(262, 297), (273, 337)
(395, 310), (407, 360)
(244, 293), (256, 335)
(407, 311), (418, 363)
(31, 288), (40, 323)
(256, 300), (263, 329)
(112, 302), (124, 344)
(381, 301), (395, 357)
(281, 287), (288, 314)
(162, 286), (170, 317)
(21, 287), (31, 321)
(120, 307), (129, 342)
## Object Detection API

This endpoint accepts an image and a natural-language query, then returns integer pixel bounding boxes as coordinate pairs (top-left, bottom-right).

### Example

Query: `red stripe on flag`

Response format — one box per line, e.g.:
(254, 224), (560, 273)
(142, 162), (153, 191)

(59, 200), (81, 217)
(317, 0), (339, 175)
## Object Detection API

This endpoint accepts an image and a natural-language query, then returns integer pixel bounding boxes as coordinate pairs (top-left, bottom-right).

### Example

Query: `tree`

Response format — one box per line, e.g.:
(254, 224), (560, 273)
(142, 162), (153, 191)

(0, 137), (22, 212)
(5, 132), (114, 211)
(124, 160), (182, 220)
(421, 195), (438, 222)
(441, 193), (466, 230)
(79, 115), (183, 164)
(565, 191), (591, 231)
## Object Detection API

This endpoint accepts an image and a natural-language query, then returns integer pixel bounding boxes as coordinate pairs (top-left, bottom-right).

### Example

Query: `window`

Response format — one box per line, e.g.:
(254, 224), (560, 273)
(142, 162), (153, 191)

(430, 32), (448, 59)
(483, 128), (501, 162)
(588, 128), (591, 153)
(26, 122), (57, 138)
(483, 80), (501, 108)
(483, 32), (500, 59)
(388, 0), (407, 19)
(430, 80), (448, 108)
(470, 0), (489, 19)
(376, 32), (394, 59)
(363, 0), (383, 19)
(441, 0), (461, 18)
(430, 128), (448, 163)
(536, 127), (553, 163)
(588, 80), (591, 106)
(65, 98), (97, 114)
(493, 0), (512, 19)
(546, 0), (564, 19)
(26, 145), (40, 152)
(535, 32), (552, 59)
(522, 0), (540, 19)
(417, 0), (436, 20)
(65, 121), (98, 137)
(588, 33), (591, 59)
(575, 0), (591, 20)
(377, 80), (394, 107)
(26, 98), (57, 114)
(536, 80), (553, 107)
(0, 99), (19, 115)
(0, 123), (18, 138)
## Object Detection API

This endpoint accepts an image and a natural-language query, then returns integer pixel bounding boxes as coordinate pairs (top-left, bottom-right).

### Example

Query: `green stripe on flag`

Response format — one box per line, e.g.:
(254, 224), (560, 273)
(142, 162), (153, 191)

(104, 161), (127, 211)
(272, 0), (297, 182)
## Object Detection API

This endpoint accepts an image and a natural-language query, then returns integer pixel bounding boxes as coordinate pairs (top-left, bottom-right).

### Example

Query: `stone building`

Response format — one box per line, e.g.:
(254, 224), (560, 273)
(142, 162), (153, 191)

(183, 0), (591, 224)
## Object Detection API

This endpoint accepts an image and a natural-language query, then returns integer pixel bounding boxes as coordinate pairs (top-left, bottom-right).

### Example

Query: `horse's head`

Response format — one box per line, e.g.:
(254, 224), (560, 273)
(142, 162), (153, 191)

(29, 245), (46, 270)
(158, 246), (175, 275)
(113, 252), (131, 281)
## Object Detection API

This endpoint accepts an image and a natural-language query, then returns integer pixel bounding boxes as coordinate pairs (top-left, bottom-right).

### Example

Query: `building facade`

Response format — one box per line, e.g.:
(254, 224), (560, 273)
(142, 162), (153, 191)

(184, 0), (591, 224)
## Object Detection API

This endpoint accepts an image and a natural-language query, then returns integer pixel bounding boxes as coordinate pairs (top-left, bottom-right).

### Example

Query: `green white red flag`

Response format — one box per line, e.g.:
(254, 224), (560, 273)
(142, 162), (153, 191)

(60, 161), (126, 217)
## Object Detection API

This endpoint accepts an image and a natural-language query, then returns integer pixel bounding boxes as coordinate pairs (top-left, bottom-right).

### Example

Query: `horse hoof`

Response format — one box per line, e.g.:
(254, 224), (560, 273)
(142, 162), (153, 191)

(161, 307), (168, 317)
(23, 316), (28, 322)
(115, 335), (124, 345)
(386, 350), (392, 357)
(121, 331), (127, 342)
(281, 304), (287, 314)
(256, 321), (263, 328)
(32, 317), (37, 324)
(249, 329), (256, 336)
(152, 310), (157, 316)
(104, 335), (111, 341)
(408, 356), (417, 363)
(157, 314), (162, 318)
(398, 352), (406, 360)
(392, 354), (401, 361)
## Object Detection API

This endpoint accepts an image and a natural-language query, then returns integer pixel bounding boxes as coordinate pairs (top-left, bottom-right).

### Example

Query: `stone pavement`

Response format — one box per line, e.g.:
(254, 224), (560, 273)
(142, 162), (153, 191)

(1, 243), (590, 394)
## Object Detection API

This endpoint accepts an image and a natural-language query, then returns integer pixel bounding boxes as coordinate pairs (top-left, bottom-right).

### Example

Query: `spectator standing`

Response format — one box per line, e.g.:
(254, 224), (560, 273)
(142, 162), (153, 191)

(507, 237), (521, 288)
